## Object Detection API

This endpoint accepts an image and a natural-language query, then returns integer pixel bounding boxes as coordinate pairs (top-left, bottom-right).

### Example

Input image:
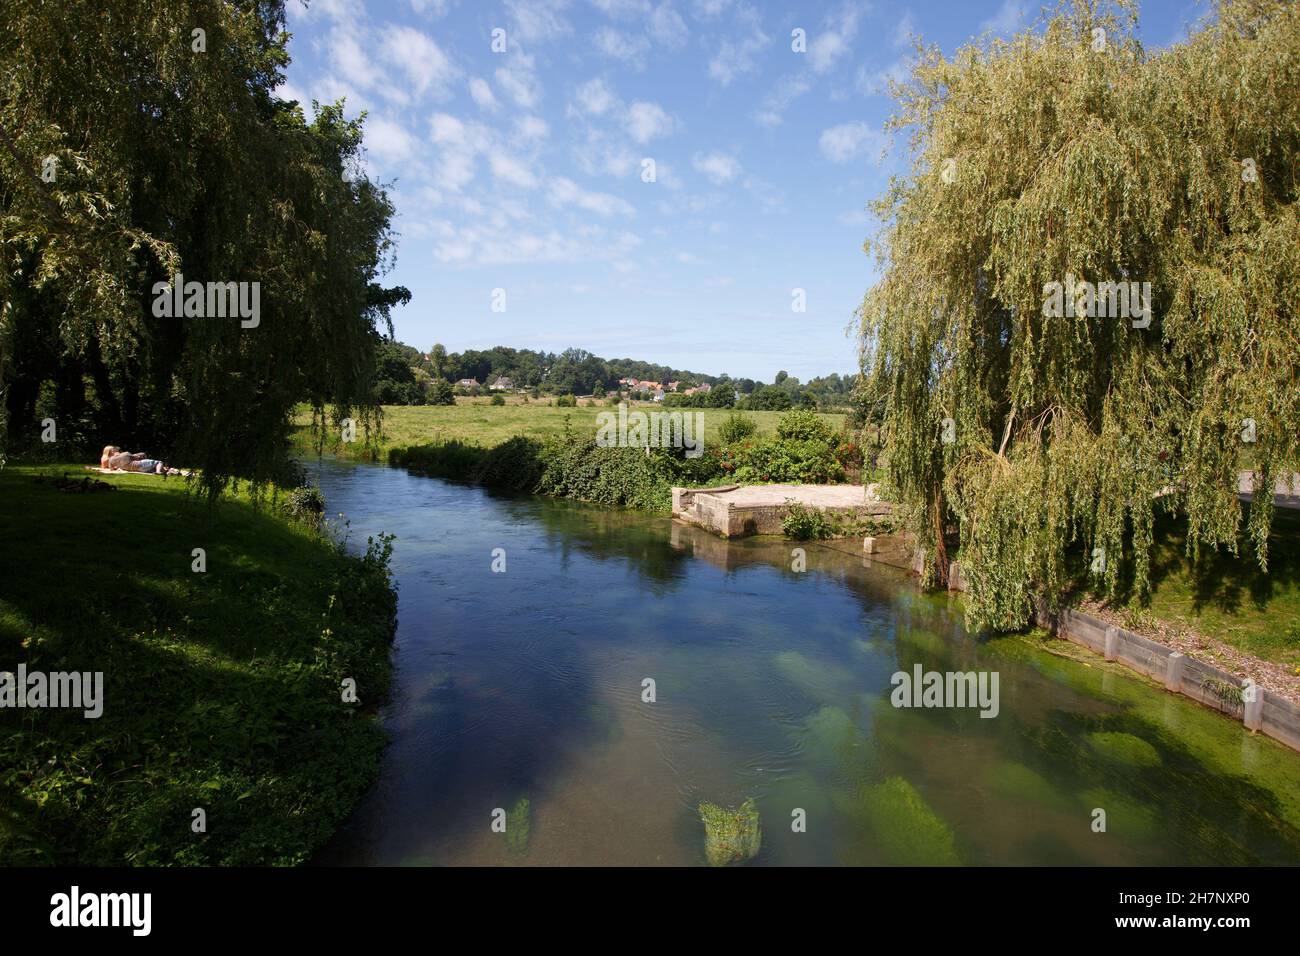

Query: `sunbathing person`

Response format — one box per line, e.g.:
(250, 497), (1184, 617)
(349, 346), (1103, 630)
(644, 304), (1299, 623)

(97, 445), (188, 476)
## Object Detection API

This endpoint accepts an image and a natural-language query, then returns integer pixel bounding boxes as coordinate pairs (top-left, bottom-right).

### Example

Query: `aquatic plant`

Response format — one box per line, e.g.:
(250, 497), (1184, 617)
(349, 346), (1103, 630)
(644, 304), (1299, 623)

(853, 776), (959, 866)
(1085, 731), (1162, 769)
(506, 798), (531, 855)
(698, 797), (762, 866)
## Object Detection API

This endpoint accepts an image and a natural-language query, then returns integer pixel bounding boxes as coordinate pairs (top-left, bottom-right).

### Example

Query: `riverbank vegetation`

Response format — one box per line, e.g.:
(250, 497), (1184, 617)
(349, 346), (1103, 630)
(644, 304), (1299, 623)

(857, 0), (1300, 633)
(0, 465), (397, 864)
(385, 407), (868, 514)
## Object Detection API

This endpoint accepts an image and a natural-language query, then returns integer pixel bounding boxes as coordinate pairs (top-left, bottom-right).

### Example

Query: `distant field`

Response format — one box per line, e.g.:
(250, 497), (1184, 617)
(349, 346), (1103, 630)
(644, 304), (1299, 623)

(291, 397), (847, 459)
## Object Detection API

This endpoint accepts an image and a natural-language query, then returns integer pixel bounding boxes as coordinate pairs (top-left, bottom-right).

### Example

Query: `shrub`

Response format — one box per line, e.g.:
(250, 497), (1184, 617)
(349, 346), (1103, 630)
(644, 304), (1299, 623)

(537, 435), (674, 512)
(782, 501), (837, 539)
(776, 408), (835, 443)
(731, 438), (845, 484)
(427, 379), (455, 405)
(473, 436), (544, 492)
(717, 411), (757, 445)
(555, 393), (578, 408)
(284, 485), (326, 526)
(489, 393), (506, 406)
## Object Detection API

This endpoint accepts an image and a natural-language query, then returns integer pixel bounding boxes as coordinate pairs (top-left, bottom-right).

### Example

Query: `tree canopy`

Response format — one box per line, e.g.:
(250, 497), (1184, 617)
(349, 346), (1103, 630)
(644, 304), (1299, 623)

(0, 0), (407, 497)
(859, 0), (1300, 630)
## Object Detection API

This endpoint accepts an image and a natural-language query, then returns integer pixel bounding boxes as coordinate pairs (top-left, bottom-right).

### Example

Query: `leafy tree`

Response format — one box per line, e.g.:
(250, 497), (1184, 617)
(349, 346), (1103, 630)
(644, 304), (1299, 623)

(859, 0), (1300, 629)
(0, 0), (408, 497)
(740, 386), (794, 411)
(427, 379), (455, 406)
(428, 343), (448, 379)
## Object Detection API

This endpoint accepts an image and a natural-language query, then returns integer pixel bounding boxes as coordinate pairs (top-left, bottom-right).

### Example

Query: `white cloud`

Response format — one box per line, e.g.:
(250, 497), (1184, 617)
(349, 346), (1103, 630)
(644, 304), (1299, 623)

(980, 0), (1028, 36)
(595, 27), (651, 67)
(516, 115), (550, 140)
(489, 152), (539, 189)
(429, 112), (490, 191)
(707, 4), (769, 85)
(495, 53), (542, 108)
(818, 121), (883, 163)
(381, 25), (456, 97)
(468, 77), (499, 111)
(431, 220), (640, 265)
(754, 73), (812, 126)
(572, 77), (618, 116)
(692, 151), (741, 184)
(809, 3), (866, 74)
(625, 101), (675, 143)
(328, 29), (382, 91)
(548, 177), (636, 217)
(366, 116), (420, 163)
(649, 3), (690, 47)
(507, 0), (572, 44)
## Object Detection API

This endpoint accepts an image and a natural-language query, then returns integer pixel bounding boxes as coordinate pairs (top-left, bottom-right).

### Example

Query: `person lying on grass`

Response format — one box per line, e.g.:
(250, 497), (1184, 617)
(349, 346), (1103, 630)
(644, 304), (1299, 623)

(97, 445), (188, 476)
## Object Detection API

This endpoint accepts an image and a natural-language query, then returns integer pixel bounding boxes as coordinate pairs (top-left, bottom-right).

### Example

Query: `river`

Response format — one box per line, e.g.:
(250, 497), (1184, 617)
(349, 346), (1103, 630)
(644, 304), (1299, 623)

(310, 459), (1300, 866)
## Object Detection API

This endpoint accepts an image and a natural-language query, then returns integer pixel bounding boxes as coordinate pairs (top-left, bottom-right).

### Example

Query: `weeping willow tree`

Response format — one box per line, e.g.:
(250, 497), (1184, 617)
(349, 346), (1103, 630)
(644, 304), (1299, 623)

(860, 0), (1300, 631)
(0, 0), (407, 497)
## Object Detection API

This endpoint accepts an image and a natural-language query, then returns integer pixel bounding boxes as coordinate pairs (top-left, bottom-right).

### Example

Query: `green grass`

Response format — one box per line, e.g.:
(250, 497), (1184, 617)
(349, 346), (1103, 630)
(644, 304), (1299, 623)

(0, 464), (396, 864)
(1103, 506), (1300, 668)
(291, 397), (846, 461)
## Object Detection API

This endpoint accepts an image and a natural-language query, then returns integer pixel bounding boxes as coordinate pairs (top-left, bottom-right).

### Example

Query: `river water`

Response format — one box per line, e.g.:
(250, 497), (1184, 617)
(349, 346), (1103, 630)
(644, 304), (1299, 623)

(310, 459), (1300, 866)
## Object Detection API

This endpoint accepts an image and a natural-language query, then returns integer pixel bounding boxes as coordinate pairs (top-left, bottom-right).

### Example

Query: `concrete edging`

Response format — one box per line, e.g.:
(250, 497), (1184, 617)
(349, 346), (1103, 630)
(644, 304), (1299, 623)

(922, 549), (1300, 754)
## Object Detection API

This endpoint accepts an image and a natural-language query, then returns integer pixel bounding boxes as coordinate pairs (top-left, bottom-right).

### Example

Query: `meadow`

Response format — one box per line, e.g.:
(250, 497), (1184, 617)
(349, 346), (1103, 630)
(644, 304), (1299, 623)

(290, 396), (848, 461)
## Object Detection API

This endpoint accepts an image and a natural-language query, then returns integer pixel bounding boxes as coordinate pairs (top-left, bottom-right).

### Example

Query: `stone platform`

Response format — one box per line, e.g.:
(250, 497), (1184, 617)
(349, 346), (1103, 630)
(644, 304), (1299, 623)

(672, 482), (891, 538)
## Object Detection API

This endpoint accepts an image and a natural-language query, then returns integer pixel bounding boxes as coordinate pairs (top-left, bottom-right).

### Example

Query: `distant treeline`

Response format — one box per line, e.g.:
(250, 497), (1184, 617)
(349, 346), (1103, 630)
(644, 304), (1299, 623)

(374, 340), (860, 410)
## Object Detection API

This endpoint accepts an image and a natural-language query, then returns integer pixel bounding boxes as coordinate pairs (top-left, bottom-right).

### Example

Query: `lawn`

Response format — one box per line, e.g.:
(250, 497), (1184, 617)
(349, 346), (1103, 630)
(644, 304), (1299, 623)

(291, 396), (848, 460)
(0, 465), (396, 864)
(1098, 505), (1300, 667)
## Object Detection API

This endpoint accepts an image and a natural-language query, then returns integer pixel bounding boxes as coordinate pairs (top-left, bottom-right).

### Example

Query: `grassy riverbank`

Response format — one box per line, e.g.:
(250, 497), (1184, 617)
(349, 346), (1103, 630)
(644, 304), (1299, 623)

(1085, 505), (1300, 674)
(0, 465), (397, 865)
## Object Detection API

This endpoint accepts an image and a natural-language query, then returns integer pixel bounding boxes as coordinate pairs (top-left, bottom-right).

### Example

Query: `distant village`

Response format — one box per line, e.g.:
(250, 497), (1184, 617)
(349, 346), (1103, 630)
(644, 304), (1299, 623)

(449, 375), (715, 403)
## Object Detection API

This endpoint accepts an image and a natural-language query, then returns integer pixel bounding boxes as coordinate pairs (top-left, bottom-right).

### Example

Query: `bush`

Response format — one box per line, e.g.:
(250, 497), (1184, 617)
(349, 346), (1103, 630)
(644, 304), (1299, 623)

(731, 438), (845, 484)
(489, 393), (506, 406)
(284, 485), (326, 527)
(783, 501), (837, 539)
(427, 379), (455, 406)
(537, 435), (674, 511)
(775, 408), (834, 443)
(473, 436), (544, 492)
(555, 393), (578, 408)
(717, 411), (757, 445)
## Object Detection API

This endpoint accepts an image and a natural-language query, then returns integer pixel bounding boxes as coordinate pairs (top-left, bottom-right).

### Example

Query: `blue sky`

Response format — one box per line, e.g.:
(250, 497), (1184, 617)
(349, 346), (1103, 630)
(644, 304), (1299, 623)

(281, 0), (1209, 381)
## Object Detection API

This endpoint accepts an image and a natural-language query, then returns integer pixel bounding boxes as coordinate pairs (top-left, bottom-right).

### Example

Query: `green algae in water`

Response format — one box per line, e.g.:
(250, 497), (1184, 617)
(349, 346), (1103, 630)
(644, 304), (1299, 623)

(1081, 787), (1160, 842)
(505, 798), (531, 855)
(802, 705), (861, 766)
(772, 650), (853, 706)
(699, 797), (762, 866)
(1086, 732), (1162, 769)
(841, 776), (960, 866)
(985, 761), (1071, 812)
